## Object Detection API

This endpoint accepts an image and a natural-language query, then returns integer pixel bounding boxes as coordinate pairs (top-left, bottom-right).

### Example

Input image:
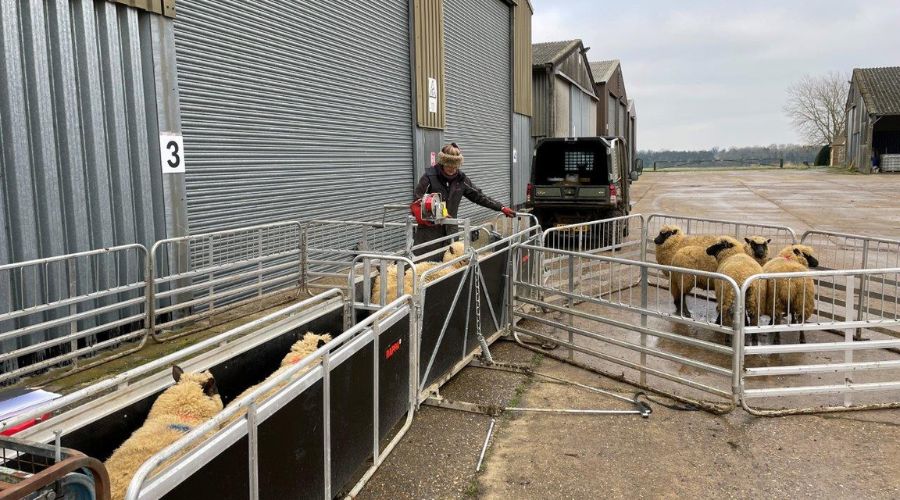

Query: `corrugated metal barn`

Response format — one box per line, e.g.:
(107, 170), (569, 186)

(845, 66), (900, 173)
(531, 39), (598, 139)
(0, 0), (180, 372)
(0, 0), (532, 370)
(589, 59), (628, 139)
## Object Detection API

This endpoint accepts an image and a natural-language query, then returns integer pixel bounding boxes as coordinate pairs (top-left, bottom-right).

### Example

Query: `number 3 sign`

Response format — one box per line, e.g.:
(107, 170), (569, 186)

(159, 134), (185, 174)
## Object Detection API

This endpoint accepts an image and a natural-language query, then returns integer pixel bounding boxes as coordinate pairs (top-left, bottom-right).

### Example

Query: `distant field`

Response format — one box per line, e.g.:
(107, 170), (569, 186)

(645, 162), (815, 172)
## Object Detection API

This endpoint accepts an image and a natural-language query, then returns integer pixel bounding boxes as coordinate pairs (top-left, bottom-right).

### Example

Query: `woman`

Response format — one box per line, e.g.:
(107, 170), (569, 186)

(412, 143), (514, 259)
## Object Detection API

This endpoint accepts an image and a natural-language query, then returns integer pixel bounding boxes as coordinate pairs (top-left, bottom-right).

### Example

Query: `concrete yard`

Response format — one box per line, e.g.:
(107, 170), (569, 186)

(361, 168), (900, 499)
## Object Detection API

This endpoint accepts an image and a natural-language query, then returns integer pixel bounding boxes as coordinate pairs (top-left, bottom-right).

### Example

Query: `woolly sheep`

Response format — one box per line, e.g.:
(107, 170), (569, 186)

(667, 246), (720, 318)
(668, 235), (769, 318)
(761, 244), (819, 343)
(224, 333), (331, 424)
(653, 224), (719, 270)
(106, 366), (222, 500)
(743, 236), (772, 266)
(442, 241), (466, 267)
(443, 241), (494, 269)
(706, 236), (765, 333)
(371, 261), (457, 302)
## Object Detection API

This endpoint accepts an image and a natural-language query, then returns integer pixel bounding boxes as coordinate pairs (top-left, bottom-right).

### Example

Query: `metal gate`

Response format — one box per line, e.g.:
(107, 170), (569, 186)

(173, 0), (414, 232)
(512, 215), (742, 412)
(443, 0), (512, 221)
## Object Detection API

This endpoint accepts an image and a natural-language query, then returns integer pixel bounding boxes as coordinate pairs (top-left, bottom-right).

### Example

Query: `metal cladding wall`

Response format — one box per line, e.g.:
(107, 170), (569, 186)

(569, 84), (594, 137)
(443, 0), (511, 220)
(174, 1), (414, 232)
(531, 70), (550, 137)
(0, 1), (169, 364)
(511, 113), (532, 207)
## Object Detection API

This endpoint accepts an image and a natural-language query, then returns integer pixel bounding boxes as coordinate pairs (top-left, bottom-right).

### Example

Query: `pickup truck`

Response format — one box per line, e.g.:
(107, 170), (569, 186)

(526, 136), (639, 240)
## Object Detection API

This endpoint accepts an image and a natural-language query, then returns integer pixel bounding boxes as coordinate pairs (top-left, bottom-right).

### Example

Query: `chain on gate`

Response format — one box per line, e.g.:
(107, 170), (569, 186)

(470, 248), (494, 365)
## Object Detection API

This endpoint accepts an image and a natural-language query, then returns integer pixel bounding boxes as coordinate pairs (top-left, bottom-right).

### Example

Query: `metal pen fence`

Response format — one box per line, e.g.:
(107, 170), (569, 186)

(0, 245), (148, 384)
(741, 268), (900, 414)
(512, 243), (743, 412)
(303, 220), (412, 294)
(149, 222), (303, 341)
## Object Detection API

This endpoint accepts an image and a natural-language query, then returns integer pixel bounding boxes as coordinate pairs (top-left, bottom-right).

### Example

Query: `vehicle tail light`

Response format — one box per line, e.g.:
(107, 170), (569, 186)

(526, 183), (533, 203)
(609, 183), (618, 204)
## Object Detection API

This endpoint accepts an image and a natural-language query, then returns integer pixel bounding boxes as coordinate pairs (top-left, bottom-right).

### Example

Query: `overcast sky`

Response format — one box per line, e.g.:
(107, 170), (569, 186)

(531, 0), (900, 151)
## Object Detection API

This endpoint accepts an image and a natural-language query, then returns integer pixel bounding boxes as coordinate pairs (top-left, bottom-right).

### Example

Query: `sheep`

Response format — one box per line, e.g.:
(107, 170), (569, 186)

(371, 261), (457, 302)
(653, 224), (719, 270)
(443, 241), (495, 269)
(224, 333), (331, 424)
(706, 236), (765, 341)
(743, 236), (772, 266)
(106, 366), (222, 500)
(761, 244), (819, 344)
(668, 246), (720, 318)
(668, 234), (770, 318)
(443, 241), (466, 267)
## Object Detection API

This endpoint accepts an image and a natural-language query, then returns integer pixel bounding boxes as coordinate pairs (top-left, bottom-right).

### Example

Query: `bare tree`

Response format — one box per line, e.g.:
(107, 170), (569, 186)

(784, 72), (849, 145)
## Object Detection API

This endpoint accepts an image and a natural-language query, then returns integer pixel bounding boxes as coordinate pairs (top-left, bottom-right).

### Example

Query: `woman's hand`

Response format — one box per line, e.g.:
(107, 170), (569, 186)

(501, 207), (515, 218)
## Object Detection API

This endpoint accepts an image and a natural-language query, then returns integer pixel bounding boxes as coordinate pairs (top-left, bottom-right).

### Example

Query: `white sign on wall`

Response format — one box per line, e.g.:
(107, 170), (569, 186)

(427, 77), (438, 114)
(513, 148), (518, 164)
(159, 134), (185, 174)
(428, 77), (438, 97)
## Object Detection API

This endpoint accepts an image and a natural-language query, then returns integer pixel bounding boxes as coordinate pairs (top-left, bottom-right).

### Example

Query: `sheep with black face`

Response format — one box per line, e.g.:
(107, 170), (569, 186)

(653, 224), (719, 270)
(706, 236), (765, 334)
(106, 366), (222, 500)
(743, 236), (772, 265)
(668, 235), (769, 318)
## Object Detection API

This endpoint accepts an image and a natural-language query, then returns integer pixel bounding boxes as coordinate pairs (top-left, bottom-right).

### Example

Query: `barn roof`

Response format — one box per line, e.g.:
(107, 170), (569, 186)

(532, 40), (581, 66)
(854, 66), (900, 115)
(589, 60), (620, 83)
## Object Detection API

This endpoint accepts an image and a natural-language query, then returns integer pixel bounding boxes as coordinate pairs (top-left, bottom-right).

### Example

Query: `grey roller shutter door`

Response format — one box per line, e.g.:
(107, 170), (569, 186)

(444, 0), (511, 221)
(174, 1), (413, 232)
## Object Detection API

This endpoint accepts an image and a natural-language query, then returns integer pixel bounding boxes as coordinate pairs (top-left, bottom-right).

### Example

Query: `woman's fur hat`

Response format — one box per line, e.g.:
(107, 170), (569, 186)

(437, 143), (463, 169)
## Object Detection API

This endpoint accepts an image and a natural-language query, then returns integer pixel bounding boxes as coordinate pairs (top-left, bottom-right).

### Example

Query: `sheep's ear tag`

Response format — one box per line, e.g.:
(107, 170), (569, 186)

(172, 365), (184, 382)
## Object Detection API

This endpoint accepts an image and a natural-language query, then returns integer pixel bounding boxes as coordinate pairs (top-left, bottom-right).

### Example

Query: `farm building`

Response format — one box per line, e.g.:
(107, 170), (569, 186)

(589, 59), (629, 139)
(845, 66), (900, 173)
(531, 39), (599, 139)
(0, 0), (532, 370)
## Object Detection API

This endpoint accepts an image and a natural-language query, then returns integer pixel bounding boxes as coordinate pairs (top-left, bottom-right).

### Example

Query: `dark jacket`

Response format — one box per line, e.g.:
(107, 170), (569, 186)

(414, 167), (503, 217)
(412, 167), (504, 257)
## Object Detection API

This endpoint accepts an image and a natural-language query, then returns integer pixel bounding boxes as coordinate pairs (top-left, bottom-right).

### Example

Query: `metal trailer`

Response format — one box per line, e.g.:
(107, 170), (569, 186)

(7, 289), (416, 499)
